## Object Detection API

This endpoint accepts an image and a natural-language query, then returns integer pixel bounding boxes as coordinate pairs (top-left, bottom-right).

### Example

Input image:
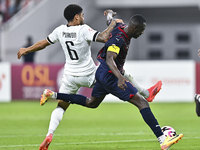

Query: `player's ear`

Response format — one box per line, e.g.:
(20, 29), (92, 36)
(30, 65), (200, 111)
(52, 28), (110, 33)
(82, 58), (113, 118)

(74, 14), (79, 20)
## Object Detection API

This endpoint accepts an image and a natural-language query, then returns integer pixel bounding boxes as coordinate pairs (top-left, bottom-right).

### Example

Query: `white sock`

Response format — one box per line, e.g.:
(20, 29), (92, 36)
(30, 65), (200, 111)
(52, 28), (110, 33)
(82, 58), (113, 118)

(157, 135), (166, 144)
(46, 107), (64, 136)
(124, 72), (149, 98)
(51, 92), (57, 99)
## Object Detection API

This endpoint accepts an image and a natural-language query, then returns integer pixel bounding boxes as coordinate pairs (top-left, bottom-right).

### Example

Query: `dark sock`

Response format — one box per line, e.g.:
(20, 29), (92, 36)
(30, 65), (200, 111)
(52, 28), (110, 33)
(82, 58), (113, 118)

(140, 107), (163, 138)
(57, 93), (87, 106)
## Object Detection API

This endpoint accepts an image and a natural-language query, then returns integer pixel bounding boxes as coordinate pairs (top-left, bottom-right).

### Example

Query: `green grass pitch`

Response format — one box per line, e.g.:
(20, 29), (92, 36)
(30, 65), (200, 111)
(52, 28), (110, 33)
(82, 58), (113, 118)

(0, 101), (200, 150)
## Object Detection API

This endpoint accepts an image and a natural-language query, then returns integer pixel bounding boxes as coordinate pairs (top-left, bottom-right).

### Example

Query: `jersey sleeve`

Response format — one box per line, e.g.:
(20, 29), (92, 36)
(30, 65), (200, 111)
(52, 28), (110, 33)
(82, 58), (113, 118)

(81, 24), (99, 42)
(106, 36), (124, 54)
(46, 26), (60, 44)
(107, 45), (120, 54)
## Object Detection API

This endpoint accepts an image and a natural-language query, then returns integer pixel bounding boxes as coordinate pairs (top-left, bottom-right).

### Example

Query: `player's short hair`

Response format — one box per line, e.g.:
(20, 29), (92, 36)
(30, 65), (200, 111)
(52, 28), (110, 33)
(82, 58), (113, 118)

(129, 14), (146, 26)
(64, 4), (83, 22)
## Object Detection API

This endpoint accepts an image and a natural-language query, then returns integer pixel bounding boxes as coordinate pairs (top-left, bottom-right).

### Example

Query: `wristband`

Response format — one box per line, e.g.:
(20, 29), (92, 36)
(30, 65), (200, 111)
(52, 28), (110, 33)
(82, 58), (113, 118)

(107, 13), (113, 21)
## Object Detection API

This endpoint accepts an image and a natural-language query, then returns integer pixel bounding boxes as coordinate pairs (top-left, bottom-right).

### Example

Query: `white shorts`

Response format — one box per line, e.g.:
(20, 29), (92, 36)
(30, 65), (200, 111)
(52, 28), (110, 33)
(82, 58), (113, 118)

(59, 70), (96, 94)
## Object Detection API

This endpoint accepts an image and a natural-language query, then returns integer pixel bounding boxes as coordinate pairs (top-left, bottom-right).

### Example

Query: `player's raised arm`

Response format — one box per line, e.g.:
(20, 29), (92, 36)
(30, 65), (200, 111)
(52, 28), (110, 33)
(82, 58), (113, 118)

(17, 39), (50, 59)
(96, 18), (123, 43)
(104, 9), (117, 26)
(96, 9), (123, 43)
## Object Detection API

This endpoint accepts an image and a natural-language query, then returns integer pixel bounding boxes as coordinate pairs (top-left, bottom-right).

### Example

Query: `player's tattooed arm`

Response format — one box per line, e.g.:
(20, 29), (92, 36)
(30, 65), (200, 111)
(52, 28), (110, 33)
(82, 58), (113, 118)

(96, 19), (123, 43)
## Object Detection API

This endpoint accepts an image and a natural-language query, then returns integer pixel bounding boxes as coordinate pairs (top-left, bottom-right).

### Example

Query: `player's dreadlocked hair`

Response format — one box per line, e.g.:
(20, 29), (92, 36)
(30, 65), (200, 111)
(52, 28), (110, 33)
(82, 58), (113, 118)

(64, 4), (83, 22)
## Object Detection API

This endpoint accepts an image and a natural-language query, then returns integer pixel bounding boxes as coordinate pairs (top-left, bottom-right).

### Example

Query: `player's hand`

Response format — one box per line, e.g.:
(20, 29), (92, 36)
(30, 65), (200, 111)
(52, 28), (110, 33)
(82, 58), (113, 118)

(17, 48), (28, 59)
(198, 49), (200, 57)
(104, 9), (117, 17)
(112, 19), (124, 24)
(118, 76), (128, 91)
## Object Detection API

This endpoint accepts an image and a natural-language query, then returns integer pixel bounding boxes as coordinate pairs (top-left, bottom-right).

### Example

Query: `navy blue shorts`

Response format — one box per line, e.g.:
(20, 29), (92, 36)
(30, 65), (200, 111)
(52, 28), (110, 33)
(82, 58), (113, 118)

(92, 65), (138, 101)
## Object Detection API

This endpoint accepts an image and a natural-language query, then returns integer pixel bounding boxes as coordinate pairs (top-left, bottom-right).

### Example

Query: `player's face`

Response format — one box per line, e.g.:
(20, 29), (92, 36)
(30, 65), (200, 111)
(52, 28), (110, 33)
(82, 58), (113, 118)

(132, 23), (146, 39)
(79, 12), (84, 25)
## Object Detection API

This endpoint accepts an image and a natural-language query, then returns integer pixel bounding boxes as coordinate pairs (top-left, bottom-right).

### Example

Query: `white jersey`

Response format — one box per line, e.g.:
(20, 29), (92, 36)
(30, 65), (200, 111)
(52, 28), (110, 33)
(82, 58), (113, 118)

(47, 24), (99, 76)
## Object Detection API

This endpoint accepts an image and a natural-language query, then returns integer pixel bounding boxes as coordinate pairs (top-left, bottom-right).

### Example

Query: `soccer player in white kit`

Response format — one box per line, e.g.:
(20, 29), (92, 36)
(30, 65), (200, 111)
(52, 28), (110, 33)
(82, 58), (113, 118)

(17, 4), (162, 150)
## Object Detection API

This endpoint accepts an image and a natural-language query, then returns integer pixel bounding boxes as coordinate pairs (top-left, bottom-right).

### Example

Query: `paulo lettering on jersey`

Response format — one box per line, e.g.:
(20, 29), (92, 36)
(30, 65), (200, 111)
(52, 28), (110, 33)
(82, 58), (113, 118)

(62, 32), (76, 38)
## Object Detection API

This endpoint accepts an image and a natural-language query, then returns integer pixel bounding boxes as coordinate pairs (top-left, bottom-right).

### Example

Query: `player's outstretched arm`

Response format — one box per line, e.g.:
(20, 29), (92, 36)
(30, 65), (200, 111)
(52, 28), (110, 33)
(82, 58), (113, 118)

(96, 19), (123, 43)
(17, 39), (50, 59)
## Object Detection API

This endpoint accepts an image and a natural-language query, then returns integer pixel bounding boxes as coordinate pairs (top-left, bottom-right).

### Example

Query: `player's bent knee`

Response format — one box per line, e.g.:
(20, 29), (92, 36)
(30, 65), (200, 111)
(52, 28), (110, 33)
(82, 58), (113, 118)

(57, 99), (70, 110)
(86, 102), (99, 108)
(87, 96), (104, 108)
(129, 94), (149, 110)
(86, 100), (100, 108)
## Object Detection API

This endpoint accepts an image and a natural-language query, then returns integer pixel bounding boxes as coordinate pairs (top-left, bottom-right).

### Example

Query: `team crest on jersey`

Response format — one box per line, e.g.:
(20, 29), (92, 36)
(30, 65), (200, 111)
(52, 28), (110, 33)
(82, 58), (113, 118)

(88, 28), (94, 32)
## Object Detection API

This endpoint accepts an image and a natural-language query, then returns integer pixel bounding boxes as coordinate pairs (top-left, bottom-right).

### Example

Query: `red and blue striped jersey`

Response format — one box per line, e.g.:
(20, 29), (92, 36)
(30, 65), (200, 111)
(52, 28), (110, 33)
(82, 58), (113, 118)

(97, 23), (130, 74)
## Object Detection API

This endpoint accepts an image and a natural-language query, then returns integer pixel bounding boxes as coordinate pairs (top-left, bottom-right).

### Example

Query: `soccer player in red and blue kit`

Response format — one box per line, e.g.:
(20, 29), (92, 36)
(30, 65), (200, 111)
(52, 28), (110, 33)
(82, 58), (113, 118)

(92, 23), (138, 101)
(41, 13), (183, 150)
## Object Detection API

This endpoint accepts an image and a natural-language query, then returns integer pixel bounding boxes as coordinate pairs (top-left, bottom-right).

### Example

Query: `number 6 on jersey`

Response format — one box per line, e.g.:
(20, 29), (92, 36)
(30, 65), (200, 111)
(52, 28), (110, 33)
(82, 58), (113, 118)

(65, 41), (79, 60)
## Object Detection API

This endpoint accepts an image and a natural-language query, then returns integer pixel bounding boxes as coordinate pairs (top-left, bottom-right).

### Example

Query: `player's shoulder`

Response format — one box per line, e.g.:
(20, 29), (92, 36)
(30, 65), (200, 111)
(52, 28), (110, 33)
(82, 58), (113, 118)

(80, 24), (97, 34)
(118, 23), (126, 27)
(81, 24), (91, 28)
(53, 24), (66, 31)
(55, 24), (82, 32)
(113, 23), (125, 30)
(80, 24), (93, 30)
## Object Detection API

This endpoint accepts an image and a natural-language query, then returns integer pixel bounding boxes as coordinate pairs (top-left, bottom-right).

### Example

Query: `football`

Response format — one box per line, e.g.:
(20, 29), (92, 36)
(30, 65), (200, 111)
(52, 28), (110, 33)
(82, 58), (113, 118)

(161, 126), (176, 137)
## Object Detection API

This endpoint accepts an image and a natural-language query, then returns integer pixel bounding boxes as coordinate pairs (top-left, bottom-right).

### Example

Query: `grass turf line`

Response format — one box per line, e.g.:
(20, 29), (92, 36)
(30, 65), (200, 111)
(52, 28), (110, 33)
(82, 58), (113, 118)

(0, 101), (199, 150)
